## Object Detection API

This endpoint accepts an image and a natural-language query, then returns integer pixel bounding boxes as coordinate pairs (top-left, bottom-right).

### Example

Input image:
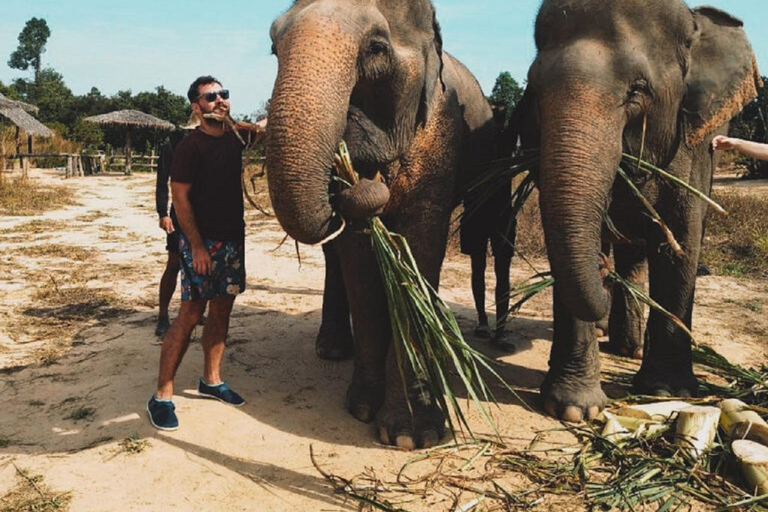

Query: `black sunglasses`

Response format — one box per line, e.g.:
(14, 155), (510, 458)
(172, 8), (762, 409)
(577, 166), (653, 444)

(197, 89), (230, 102)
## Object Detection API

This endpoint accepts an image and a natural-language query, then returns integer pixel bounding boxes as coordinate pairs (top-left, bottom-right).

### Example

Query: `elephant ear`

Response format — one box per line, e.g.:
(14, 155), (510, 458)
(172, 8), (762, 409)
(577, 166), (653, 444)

(417, 9), (446, 127)
(683, 6), (763, 146)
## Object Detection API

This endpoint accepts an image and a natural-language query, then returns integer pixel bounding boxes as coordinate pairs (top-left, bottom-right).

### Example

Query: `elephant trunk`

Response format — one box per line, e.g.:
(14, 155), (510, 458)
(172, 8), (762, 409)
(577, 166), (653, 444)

(266, 20), (359, 244)
(537, 86), (623, 321)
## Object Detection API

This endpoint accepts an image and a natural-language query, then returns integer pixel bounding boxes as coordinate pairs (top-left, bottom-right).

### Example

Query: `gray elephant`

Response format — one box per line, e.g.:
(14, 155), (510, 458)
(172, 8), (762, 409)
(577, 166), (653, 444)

(516, 0), (762, 421)
(266, 0), (494, 449)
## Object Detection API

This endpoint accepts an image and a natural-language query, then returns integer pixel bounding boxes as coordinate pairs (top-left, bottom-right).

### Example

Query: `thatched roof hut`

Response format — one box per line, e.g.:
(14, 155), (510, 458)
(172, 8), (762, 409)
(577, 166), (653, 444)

(0, 93), (39, 113)
(83, 109), (175, 175)
(0, 106), (54, 138)
(0, 93), (54, 160)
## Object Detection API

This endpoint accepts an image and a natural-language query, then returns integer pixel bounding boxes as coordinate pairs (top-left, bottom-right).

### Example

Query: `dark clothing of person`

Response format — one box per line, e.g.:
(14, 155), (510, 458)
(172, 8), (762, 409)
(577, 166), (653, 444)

(460, 183), (516, 259)
(171, 129), (245, 241)
(165, 210), (181, 253)
(156, 140), (175, 220)
(157, 138), (183, 253)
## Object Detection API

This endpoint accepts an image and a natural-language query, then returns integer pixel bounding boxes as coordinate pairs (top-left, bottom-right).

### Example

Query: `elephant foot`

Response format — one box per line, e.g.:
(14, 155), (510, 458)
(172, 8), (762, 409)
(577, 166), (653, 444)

(633, 368), (698, 398)
(376, 383), (446, 450)
(346, 381), (385, 424)
(315, 323), (354, 361)
(541, 375), (607, 423)
(600, 340), (643, 360)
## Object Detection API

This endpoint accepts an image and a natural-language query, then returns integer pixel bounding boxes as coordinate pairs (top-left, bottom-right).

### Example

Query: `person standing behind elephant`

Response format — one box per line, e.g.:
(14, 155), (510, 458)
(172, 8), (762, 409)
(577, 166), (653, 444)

(147, 76), (258, 431)
(712, 135), (768, 160)
(460, 102), (517, 350)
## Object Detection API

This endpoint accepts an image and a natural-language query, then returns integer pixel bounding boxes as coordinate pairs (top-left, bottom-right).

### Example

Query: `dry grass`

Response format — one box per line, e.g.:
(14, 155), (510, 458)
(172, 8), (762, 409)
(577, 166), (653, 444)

(11, 269), (133, 364)
(74, 211), (102, 223)
(0, 465), (71, 512)
(0, 177), (75, 216)
(20, 244), (91, 261)
(0, 219), (70, 235)
(701, 191), (768, 278)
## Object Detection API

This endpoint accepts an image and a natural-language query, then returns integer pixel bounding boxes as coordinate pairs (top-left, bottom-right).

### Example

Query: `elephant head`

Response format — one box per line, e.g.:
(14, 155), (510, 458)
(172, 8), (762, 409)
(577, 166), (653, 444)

(524, 0), (761, 321)
(266, 0), (444, 244)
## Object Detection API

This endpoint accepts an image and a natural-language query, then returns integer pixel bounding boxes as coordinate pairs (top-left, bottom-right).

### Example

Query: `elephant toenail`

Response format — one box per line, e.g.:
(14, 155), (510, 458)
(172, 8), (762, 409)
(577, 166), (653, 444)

(561, 405), (584, 423)
(654, 388), (672, 398)
(378, 426), (391, 445)
(395, 434), (416, 451)
(420, 430), (440, 448)
(678, 389), (693, 398)
(352, 405), (374, 423)
(586, 406), (600, 420)
(543, 400), (559, 419)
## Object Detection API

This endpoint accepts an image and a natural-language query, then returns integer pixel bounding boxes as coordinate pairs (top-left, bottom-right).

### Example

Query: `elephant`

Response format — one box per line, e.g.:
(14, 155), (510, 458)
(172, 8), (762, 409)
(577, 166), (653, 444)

(266, 0), (495, 449)
(515, 0), (762, 422)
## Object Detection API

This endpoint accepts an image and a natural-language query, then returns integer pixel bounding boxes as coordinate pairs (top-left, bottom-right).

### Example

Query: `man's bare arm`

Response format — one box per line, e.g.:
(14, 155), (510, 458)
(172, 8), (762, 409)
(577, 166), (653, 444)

(171, 181), (212, 275)
(712, 135), (768, 160)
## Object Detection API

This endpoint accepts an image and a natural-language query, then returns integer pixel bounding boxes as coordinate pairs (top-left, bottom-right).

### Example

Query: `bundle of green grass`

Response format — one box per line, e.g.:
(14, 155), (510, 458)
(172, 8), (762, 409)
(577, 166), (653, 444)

(333, 142), (518, 439)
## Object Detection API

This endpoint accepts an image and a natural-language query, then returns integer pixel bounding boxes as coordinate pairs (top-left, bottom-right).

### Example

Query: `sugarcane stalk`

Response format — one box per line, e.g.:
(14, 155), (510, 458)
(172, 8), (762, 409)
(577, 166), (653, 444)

(719, 399), (768, 442)
(616, 401), (693, 422)
(621, 154), (727, 215)
(674, 405), (721, 458)
(616, 167), (684, 257)
(732, 439), (768, 496)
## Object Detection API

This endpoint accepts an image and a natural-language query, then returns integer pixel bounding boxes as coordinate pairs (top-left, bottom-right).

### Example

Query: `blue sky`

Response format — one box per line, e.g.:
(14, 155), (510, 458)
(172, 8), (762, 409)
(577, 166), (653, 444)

(1, 0), (766, 118)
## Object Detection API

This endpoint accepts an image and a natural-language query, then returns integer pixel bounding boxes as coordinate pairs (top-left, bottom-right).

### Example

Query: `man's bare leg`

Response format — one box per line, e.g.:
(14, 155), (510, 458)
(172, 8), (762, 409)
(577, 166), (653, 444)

(201, 295), (235, 385)
(158, 253), (180, 320)
(156, 299), (206, 399)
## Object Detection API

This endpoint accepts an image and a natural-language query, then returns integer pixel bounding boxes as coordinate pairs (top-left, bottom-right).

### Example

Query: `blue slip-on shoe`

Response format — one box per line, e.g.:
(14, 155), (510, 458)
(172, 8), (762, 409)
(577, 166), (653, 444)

(147, 395), (179, 431)
(197, 378), (245, 407)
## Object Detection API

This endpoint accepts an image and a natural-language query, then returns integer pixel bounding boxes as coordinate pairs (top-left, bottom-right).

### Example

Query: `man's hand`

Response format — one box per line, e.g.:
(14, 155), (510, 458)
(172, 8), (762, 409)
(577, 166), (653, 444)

(192, 245), (213, 276)
(712, 135), (737, 152)
(159, 216), (175, 234)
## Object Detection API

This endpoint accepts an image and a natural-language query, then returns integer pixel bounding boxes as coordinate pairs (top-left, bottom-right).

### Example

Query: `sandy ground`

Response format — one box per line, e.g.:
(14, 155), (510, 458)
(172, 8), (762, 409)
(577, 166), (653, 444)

(0, 168), (766, 511)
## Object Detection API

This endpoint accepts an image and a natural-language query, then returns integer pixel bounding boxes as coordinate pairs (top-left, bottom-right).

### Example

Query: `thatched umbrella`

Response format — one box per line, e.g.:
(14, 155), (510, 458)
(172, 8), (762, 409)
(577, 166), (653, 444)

(83, 109), (175, 175)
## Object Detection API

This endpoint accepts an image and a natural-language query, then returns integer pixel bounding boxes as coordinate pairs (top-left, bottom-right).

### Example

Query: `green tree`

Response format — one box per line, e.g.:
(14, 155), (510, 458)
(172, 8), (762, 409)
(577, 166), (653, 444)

(8, 18), (51, 82)
(13, 68), (75, 125)
(489, 71), (524, 128)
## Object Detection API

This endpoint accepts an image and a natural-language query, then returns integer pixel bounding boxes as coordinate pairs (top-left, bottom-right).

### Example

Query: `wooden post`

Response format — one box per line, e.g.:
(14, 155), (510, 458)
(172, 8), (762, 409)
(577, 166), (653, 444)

(125, 129), (133, 175)
(66, 154), (72, 178)
(13, 127), (20, 171)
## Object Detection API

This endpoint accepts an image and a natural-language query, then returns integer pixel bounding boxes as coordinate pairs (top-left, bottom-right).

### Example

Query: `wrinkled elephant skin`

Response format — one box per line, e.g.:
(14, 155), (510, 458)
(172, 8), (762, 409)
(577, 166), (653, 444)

(517, 0), (762, 420)
(266, 0), (494, 449)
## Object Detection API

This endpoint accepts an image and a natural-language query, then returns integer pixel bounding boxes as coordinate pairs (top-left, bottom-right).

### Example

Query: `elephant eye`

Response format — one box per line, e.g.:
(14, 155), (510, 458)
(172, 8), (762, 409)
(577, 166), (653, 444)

(628, 80), (652, 100)
(367, 39), (389, 57)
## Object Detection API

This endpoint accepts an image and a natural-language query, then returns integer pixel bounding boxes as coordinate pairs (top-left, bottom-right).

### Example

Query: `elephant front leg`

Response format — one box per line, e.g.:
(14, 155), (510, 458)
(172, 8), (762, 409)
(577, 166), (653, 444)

(315, 242), (354, 361)
(334, 230), (390, 423)
(633, 243), (699, 397)
(606, 245), (646, 359)
(542, 284), (607, 422)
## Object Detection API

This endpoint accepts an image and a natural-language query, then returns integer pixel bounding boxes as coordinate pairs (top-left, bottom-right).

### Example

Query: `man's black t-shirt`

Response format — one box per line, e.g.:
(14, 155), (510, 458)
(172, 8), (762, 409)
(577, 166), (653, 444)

(171, 129), (244, 241)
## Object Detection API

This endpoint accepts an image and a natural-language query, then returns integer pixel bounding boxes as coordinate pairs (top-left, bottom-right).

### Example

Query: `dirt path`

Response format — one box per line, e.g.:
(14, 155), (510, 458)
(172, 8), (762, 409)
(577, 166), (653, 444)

(0, 169), (765, 511)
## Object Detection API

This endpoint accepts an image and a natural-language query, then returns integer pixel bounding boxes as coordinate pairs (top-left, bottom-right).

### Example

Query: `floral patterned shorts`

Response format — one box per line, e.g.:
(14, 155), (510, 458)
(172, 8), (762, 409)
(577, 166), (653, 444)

(179, 233), (246, 301)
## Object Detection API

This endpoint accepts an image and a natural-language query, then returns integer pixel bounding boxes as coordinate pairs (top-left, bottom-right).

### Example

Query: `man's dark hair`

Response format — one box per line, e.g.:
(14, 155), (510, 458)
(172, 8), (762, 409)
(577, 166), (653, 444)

(187, 75), (222, 102)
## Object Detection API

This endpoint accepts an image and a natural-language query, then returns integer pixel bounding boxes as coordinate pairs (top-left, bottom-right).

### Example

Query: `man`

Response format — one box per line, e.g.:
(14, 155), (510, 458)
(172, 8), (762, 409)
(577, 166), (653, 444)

(147, 76), (263, 431)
